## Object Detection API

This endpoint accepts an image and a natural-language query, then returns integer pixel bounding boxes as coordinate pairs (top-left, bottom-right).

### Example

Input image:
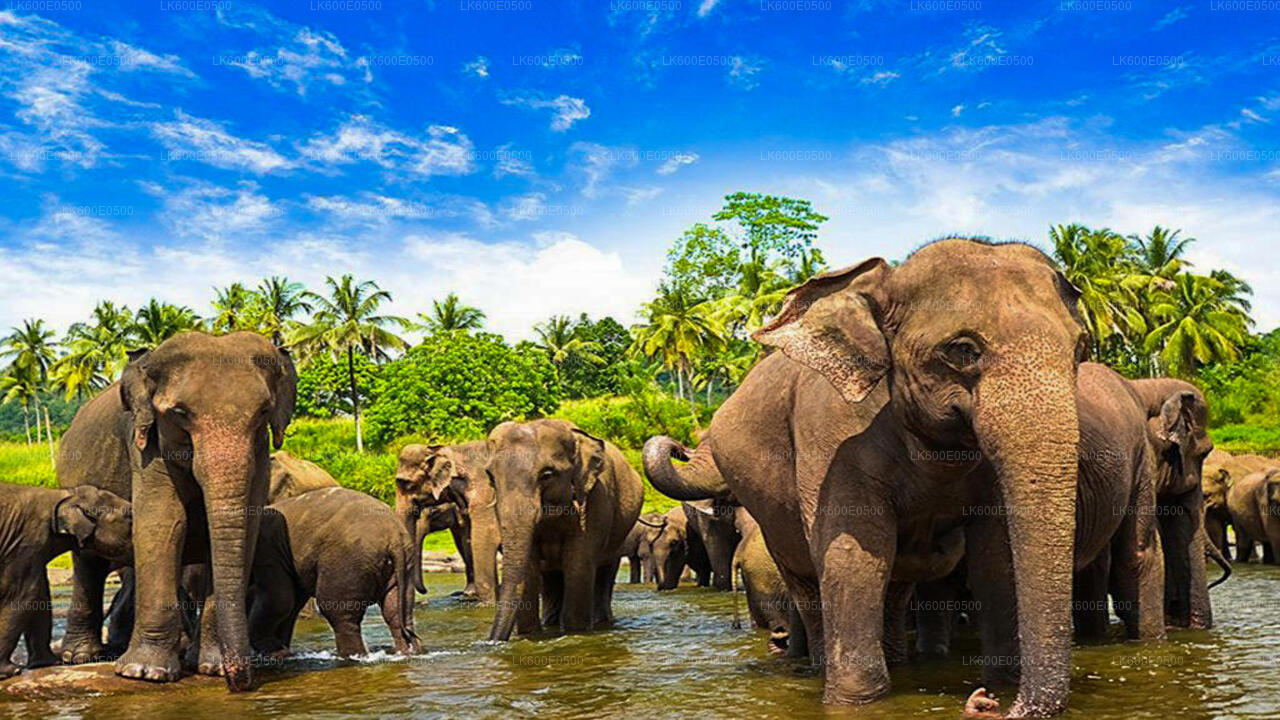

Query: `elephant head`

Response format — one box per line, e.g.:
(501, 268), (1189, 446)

(486, 419), (606, 641)
(120, 331), (295, 691)
(1202, 465), (1231, 517)
(394, 444), (474, 593)
(53, 486), (134, 562)
(639, 514), (687, 591)
(1150, 388), (1214, 496)
(755, 239), (1085, 717)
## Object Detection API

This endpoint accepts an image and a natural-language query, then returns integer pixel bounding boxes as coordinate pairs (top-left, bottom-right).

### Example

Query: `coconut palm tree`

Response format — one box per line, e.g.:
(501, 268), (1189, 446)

(1051, 224), (1143, 357)
(414, 292), (486, 334)
(210, 283), (257, 334)
(135, 299), (201, 346)
(255, 276), (313, 344)
(2, 319), (58, 452)
(291, 275), (408, 452)
(1129, 226), (1195, 279)
(1145, 273), (1250, 378)
(0, 365), (40, 445)
(534, 315), (603, 380)
(630, 284), (725, 406)
(53, 301), (137, 399)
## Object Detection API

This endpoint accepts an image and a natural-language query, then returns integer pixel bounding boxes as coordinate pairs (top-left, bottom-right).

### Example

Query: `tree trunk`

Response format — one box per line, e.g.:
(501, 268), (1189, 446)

(22, 408), (31, 445)
(32, 398), (42, 443)
(348, 345), (363, 453)
(675, 364), (685, 400)
(43, 404), (55, 470)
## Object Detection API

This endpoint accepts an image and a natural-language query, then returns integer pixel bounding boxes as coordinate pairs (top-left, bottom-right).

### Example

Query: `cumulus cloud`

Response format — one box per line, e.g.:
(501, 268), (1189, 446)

(463, 56), (490, 78)
(501, 93), (591, 131)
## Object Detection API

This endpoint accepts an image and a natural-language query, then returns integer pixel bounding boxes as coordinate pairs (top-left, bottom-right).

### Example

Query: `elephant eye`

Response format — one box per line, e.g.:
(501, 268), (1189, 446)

(939, 337), (983, 371)
(538, 468), (556, 481)
(169, 405), (190, 418)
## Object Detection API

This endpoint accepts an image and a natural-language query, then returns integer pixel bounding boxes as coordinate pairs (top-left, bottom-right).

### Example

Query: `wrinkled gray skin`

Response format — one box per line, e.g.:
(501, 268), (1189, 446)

(487, 420), (643, 640)
(646, 240), (1086, 717)
(641, 507), (691, 591)
(1129, 378), (1217, 628)
(395, 442), (500, 604)
(1226, 469), (1280, 565)
(732, 508), (790, 654)
(58, 331), (295, 691)
(0, 485), (133, 679)
(268, 451), (339, 502)
(247, 487), (419, 658)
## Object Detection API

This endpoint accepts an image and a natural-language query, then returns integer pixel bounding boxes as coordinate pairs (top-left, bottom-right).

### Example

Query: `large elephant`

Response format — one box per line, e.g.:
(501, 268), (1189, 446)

(647, 239), (1086, 717)
(57, 331), (295, 691)
(248, 487), (419, 657)
(732, 508), (790, 654)
(1128, 378), (1217, 628)
(0, 485), (133, 679)
(643, 438), (735, 589)
(1226, 468), (1280, 564)
(394, 442), (500, 603)
(487, 419), (643, 639)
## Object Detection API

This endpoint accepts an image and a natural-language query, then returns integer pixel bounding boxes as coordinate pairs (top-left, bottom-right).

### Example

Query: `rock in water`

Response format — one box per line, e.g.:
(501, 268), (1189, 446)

(0, 663), (221, 699)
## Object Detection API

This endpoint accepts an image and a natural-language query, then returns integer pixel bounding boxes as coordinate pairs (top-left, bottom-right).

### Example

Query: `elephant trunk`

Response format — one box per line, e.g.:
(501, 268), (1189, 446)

(396, 495), (427, 594)
(196, 433), (259, 692)
(974, 353), (1079, 718)
(643, 436), (728, 502)
(489, 501), (537, 641)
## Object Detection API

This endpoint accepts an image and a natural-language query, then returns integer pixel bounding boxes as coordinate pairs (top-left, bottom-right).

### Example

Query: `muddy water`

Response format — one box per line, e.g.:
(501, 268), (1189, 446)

(4, 565), (1280, 719)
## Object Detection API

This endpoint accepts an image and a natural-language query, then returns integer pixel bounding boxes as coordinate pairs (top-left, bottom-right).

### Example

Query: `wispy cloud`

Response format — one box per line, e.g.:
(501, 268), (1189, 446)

(727, 56), (764, 90)
(463, 56), (489, 78)
(656, 152), (699, 175)
(143, 179), (280, 242)
(500, 93), (591, 131)
(1153, 5), (1191, 31)
(297, 115), (476, 177)
(152, 110), (293, 174)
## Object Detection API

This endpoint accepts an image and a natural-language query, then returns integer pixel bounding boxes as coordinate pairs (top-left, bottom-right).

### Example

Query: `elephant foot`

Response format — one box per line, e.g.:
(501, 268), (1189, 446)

(59, 635), (109, 665)
(115, 643), (182, 683)
(964, 688), (1002, 719)
(0, 662), (20, 679)
(768, 630), (789, 655)
(25, 650), (59, 670)
(197, 642), (225, 677)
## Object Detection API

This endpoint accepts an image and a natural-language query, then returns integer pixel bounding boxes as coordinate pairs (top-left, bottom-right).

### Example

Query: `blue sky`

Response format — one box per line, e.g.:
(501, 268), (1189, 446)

(2, 0), (1279, 338)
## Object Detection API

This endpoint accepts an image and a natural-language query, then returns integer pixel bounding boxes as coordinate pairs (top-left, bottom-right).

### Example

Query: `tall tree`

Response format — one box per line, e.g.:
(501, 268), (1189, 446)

(53, 301), (137, 399)
(255, 276), (313, 344)
(1, 319), (58, 461)
(414, 292), (486, 334)
(1145, 273), (1251, 378)
(0, 365), (39, 444)
(135, 299), (201, 346)
(630, 284), (726, 407)
(1129, 226), (1194, 279)
(291, 275), (408, 452)
(534, 315), (603, 381)
(210, 283), (257, 334)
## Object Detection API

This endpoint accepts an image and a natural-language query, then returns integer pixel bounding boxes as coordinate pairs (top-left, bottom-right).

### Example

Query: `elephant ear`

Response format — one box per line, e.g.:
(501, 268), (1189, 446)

(753, 258), (892, 404)
(1157, 390), (1198, 447)
(53, 489), (98, 546)
(572, 428), (607, 531)
(269, 347), (297, 450)
(119, 348), (157, 455)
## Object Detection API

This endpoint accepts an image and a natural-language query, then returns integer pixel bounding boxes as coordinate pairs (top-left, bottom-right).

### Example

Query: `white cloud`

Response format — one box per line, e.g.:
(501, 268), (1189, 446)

(143, 180), (280, 242)
(463, 56), (489, 78)
(1153, 5), (1191, 31)
(727, 56), (764, 90)
(501, 93), (591, 131)
(861, 71), (900, 86)
(305, 192), (435, 224)
(569, 142), (636, 197)
(951, 104), (965, 117)
(152, 110), (293, 174)
(494, 143), (536, 179)
(298, 115), (476, 177)
(215, 5), (370, 97)
(616, 186), (664, 206)
(499, 192), (547, 221)
(1241, 108), (1269, 124)
(656, 152), (699, 175)
(697, 0), (721, 16)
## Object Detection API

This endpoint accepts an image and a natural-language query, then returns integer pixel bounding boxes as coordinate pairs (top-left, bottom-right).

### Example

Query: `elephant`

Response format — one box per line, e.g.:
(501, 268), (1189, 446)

(0, 485), (133, 679)
(732, 508), (790, 654)
(646, 239), (1087, 716)
(643, 438), (735, 590)
(1129, 378), (1218, 628)
(1203, 450), (1275, 560)
(639, 507), (691, 591)
(394, 442), (500, 603)
(617, 513), (667, 584)
(1226, 468), (1280, 564)
(247, 487), (419, 658)
(487, 419), (643, 640)
(57, 331), (296, 690)
(268, 451), (340, 501)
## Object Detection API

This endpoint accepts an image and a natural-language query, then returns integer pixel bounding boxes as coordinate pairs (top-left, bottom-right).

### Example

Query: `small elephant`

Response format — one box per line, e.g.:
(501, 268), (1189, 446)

(1203, 450), (1275, 560)
(1226, 469), (1280, 564)
(248, 487), (419, 658)
(0, 484), (133, 679)
(617, 514), (666, 584)
(487, 419), (643, 639)
(395, 442), (500, 603)
(639, 507), (691, 591)
(732, 508), (790, 654)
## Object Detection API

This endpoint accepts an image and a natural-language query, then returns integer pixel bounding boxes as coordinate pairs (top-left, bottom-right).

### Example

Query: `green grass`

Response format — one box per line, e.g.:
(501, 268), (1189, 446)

(0, 440), (56, 487)
(1210, 423), (1280, 456)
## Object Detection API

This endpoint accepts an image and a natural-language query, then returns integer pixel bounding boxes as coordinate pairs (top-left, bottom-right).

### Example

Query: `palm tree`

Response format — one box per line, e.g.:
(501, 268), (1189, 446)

(1129, 226), (1194, 280)
(255, 276), (313, 344)
(1209, 269), (1253, 314)
(210, 283), (257, 334)
(53, 301), (137, 399)
(0, 365), (40, 444)
(630, 284), (725, 407)
(534, 315), (603, 379)
(291, 275), (408, 452)
(135, 299), (201, 345)
(414, 292), (486, 334)
(1051, 224), (1142, 357)
(1, 319), (58, 462)
(1145, 273), (1250, 378)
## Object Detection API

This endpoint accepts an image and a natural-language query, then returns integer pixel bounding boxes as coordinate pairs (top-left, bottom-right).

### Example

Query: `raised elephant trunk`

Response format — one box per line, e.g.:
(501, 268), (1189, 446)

(196, 433), (258, 692)
(642, 436), (727, 502)
(395, 496), (427, 594)
(974, 351), (1079, 718)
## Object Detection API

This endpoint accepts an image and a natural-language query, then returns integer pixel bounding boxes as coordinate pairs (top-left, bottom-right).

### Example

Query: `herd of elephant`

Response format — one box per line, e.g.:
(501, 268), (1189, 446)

(0, 237), (1270, 719)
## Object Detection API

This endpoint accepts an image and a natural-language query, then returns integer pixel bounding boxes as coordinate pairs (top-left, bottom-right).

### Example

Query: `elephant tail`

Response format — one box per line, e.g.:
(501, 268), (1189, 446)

(642, 435), (729, 502)
(731, 550), (743, 630)
(392, 537), (421, 653)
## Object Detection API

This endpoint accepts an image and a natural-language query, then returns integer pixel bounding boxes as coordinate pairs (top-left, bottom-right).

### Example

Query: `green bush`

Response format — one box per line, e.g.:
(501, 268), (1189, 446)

(554, 391), (710, 450)
(281, 418), (398, 503)
(364, 331), (560, 448)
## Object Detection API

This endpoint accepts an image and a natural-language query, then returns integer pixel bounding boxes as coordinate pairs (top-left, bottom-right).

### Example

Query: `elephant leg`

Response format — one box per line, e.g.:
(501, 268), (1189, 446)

(380, 580), (419, 655)
(515, 571), (541, 636)
(540, 570), (565, 629)
(451, 520), (477, 598)
(116, 478), (187, 683)
(914, 578), (956, 657)
(61, 552), (112, 664)
(776, 565), (820, 662)
(469, 510), (500, 605)
(0, 589), (24, 677)
(105, 569), (135, 655)
(1073, 552), (1111, 643)
(1157, 503), (1192, 628)
(1264, 540), (1277, 565)
(248, 581), (295, 656)
(629, 554), (642, 584)
(882, 582), (912, 666)
(1111, 483), (1166, 641)
(1174, 494), (1213, 629)
(1235, 531), (1256, 564)
(966, 514), (1020, 688)
(560, 549), (597, 633)
(1264, 522), (1280, 568)
(320, 598), (367, 658)
(593, 560), (620, 626)
(23, 572), (58, 669)
(704, 522), (736, 592)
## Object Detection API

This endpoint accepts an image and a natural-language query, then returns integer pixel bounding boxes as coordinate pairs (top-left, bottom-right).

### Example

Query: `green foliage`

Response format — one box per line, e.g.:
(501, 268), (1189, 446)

(553, 315), (631, 399)
(281, 418), (398, 503)
(364, 331), (561, 447)
(554, 387), (712, 451)
(294, 352), (378, 419)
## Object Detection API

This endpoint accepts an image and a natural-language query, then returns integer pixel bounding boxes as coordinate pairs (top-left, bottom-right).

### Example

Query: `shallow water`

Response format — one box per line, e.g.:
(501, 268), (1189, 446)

(5, 564), (1280, 719)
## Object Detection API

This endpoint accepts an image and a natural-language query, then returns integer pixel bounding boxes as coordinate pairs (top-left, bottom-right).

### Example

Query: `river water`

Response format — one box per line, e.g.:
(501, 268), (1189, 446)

(4, 564), (1279, 719)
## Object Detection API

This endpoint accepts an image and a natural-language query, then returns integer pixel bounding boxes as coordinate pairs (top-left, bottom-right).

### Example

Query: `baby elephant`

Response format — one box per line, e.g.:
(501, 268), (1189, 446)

(0, 484), (133, 678)
(248, 487), (420, 658)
